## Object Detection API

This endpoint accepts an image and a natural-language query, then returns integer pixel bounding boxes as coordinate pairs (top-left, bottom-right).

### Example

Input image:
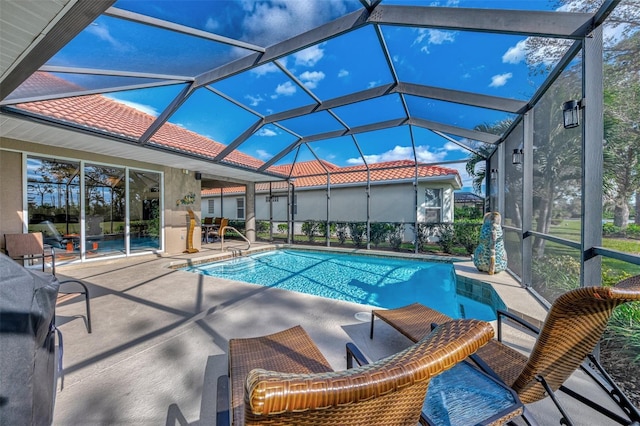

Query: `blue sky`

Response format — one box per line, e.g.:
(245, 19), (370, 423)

(42, 0), (582, 192)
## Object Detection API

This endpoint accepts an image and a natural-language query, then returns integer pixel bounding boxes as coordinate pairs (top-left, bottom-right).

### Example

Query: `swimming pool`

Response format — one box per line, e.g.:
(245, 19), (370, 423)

(182, 249), (499, 321)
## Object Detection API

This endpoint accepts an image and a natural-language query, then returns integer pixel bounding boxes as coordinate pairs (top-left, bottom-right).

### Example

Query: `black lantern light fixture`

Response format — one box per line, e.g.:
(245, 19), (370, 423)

(562, 99), (584, 129)
(512, 148), (523, 165)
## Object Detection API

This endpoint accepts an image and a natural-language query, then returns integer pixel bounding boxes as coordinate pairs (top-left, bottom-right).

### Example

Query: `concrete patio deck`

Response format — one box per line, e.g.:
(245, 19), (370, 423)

(51, 242), (628, 425)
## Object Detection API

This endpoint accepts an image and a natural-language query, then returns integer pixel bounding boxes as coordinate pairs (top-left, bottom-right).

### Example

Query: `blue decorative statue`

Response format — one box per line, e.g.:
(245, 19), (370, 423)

(474, 212), (507, 274)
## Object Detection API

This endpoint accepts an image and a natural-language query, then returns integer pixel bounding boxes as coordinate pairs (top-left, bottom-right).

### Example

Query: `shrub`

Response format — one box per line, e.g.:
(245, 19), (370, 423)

(435, 223), (455, 254)
(388, 223), (404, 251)
(277, 223), (288, 234)
(256, 221), (269, 233)
(301, 220), (320, 242)
(627, 224), (640, 239)
(531, 255), (580, 300)
(455, 206), (483, 220)
(603, 222), (622, 237)
(348, 222), (367, 248)
(228, 220), (245, 233)
(369, 223), (390, 247)
(604, 301), (640, 363)
(318, 221), (336, 239)
(454, 221), (481, 255)
(414, 223), (437, 252)
(336, 223), (348, 245)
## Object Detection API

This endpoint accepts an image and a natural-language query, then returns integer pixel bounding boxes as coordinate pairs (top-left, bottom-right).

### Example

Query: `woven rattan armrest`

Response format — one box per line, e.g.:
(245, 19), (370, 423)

(241, 320), (494, 425)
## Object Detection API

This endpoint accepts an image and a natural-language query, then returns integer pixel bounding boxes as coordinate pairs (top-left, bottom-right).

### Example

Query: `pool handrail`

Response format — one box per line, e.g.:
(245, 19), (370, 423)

(219, 225), (251, 252)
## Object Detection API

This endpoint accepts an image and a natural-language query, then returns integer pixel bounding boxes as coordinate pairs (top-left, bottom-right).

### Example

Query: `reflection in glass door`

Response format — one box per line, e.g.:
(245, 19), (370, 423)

(27, 157), (81, 260)
(84, 164), (126, 257)
(129, 170), (161, 252)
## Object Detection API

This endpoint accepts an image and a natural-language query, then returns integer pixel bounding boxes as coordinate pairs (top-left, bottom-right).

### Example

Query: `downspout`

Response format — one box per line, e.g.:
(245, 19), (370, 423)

(326, 173), (331, 247)
(290, 181), (295, 244)
(269, 182), (273, 241)
(410, 126), (419, 254)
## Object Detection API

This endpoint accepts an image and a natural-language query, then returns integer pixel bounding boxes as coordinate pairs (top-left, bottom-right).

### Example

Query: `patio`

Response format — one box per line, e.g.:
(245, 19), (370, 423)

(51, 243), (626, 425)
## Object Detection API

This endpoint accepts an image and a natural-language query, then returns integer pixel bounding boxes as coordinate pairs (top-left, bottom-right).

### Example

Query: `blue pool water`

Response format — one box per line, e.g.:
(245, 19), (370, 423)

(182, 249), (497, 320)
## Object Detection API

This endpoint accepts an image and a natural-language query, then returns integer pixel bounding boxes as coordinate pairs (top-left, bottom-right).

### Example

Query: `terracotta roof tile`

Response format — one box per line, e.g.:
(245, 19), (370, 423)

(13, 73), (460, 189)
(14, 73), (265, 170)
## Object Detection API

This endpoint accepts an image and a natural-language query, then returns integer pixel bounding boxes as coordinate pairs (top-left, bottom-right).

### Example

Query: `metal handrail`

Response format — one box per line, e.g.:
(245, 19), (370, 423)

(220, 226), (251, 251)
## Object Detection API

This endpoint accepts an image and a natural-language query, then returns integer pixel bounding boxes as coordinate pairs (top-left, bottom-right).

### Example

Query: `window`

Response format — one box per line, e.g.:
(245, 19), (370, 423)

(208, 199), (214, 214)
(236, 198), (245, 219)
(424, 188), (442, 222)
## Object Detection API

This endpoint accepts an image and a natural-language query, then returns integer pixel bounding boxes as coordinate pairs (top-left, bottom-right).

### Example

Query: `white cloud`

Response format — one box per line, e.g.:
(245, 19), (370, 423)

(413, 28), (456, 54)
(294, 44), (324, 67)
(299, 70), (325, 89)
(257, 128), (277, 137)
(503, 40), (527, 64)
(337, 69), (349, 78)
(274, 81), (297, 96)
(251, 62), (282, 76)
(489, 72), (512, 88)
(428, 29), (456, 45)
(443, 141), (466, 152)
(105, 96), (159, 116)
(346, 145), (447, 165)
(205, 17), (220, 32)
(87, 23), (130, 51)
(245, 94), (264, 107)
(256, 149), (272, 159)
(367, 80), (379, 89)
(239, 1), (348, 47)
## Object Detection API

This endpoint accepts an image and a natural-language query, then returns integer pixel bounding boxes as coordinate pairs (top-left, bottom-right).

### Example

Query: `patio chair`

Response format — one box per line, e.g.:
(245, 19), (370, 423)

(369, 275), (640, 426)
(212, 217), (228, 239)
(228, 319), (495, 425)
(4, 232), (92, 333)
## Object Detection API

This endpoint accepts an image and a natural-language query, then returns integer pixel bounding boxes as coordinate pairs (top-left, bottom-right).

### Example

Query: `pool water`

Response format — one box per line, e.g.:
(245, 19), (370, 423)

(182, 249), (497, 321)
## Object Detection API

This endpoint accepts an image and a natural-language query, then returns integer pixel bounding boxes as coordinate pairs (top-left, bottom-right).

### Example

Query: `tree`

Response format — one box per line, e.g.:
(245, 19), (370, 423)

(465, 120), (513, 195)
(603, 32), (640, 227)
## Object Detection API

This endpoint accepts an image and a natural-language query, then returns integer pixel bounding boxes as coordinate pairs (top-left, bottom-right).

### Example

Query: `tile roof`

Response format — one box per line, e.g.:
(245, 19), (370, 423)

(202, 159), (461, 196)
(14, 72), (266, 170)
(13, 73), (460, 194)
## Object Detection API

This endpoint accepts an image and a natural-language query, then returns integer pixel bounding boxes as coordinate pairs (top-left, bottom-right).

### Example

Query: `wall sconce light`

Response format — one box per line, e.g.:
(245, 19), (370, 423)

(490, 169), (498, 180)
(512, 148), (523, 165)
(182, 169), (189, 175)
(562, 99), (584, 129)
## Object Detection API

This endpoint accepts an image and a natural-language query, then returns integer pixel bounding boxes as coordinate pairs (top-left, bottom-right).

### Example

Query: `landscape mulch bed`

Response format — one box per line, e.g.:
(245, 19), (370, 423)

(600, 340), (640, 409)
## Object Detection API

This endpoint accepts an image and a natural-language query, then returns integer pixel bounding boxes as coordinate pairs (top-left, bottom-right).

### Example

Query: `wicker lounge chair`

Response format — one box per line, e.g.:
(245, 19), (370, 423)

(370, 275), (640, 425)
(228, 319), (495, 425)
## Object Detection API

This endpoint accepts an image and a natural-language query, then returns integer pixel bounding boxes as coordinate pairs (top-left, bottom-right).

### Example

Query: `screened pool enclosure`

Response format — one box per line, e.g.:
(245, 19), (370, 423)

(1, 0), (638, 306)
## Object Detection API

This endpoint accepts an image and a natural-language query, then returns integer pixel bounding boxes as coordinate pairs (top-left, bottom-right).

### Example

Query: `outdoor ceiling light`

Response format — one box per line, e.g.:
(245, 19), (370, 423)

(562, 99), (584, 129)
(512, 148), (523, 165)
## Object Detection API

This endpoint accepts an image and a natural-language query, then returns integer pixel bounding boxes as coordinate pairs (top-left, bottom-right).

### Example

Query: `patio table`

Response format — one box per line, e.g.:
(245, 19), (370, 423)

(201, 224), (219, 243)
(422, 360), (525, 426)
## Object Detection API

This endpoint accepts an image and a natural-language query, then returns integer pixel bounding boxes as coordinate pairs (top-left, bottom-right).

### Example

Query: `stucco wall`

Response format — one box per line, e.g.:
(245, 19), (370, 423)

(0, 149), (25, 251)
(165, 169), (202, 254)
(202, 181), (457, 242)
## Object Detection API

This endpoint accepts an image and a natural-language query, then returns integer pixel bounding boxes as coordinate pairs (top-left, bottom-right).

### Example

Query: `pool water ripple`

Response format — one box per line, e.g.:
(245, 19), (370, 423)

(183, 249), (497, 320)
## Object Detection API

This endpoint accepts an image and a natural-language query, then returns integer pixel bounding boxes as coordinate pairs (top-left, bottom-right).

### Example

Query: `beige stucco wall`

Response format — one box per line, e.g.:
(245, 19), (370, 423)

(164, 168), (202, 254)
(0, 149), (25, 252)
(0, 137), (201, 256)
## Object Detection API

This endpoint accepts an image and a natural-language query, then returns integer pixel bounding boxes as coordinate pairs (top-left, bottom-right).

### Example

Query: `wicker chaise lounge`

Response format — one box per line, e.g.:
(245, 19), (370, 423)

(228, 319), (495, 425)
(370, 275), (640, 426)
